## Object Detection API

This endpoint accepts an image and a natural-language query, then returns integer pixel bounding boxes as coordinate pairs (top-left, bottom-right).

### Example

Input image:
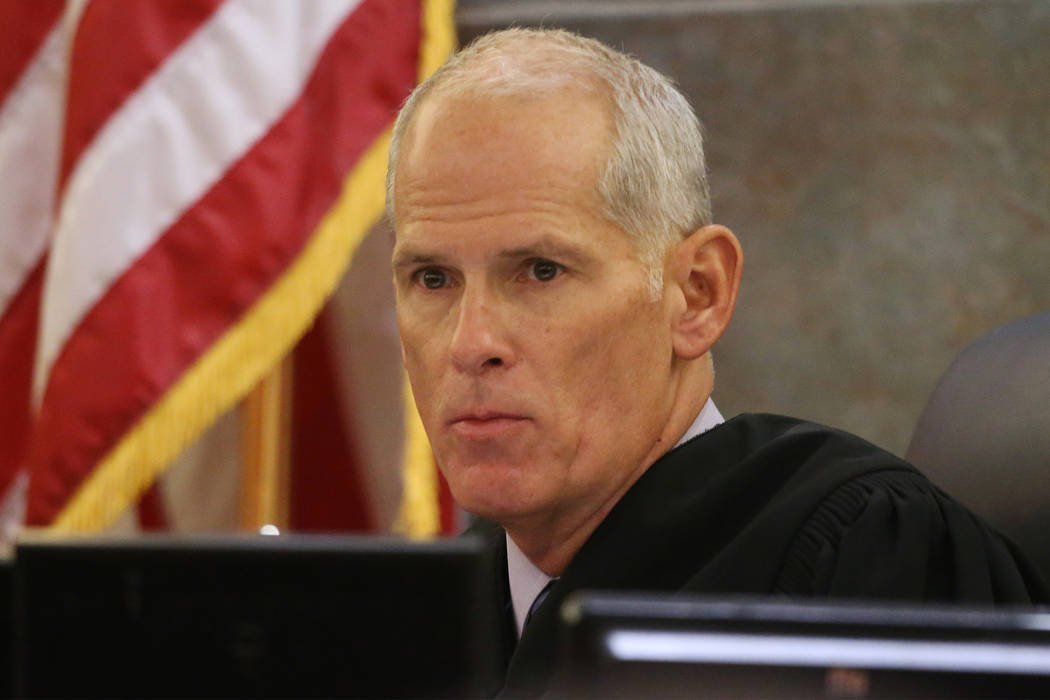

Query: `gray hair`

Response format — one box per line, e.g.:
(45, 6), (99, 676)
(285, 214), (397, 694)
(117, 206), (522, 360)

(386, 28), (711, 296)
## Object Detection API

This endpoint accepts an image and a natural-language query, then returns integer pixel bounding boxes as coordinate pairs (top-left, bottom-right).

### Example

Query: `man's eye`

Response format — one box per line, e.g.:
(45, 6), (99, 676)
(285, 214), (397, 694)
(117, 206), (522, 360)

(527, 259), (562, 282)
(416, 268), (448, 289)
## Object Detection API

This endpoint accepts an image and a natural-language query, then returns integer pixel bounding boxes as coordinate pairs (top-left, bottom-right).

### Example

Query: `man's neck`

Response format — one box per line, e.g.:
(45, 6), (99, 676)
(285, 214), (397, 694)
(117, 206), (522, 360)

(504, 397), (724, 634)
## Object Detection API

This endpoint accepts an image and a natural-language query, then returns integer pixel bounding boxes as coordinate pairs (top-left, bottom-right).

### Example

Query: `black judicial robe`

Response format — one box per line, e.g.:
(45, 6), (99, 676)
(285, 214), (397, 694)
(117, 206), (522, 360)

(466, 413), (1049, 697)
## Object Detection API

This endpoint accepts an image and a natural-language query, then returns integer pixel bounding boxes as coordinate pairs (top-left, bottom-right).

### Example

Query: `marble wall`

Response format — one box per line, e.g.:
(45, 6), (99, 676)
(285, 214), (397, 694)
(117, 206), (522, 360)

(458, 0), (1050, 455)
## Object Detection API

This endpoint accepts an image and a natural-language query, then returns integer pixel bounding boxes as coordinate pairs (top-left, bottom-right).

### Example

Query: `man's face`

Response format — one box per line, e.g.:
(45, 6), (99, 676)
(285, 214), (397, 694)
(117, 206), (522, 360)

(392, 92), (680, 529)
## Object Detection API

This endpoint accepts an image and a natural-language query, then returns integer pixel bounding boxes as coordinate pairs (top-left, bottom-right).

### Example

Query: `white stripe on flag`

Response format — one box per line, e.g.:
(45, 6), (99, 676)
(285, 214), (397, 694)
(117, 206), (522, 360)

(0, 23), (68, 318)
(34, 0), (363, 403)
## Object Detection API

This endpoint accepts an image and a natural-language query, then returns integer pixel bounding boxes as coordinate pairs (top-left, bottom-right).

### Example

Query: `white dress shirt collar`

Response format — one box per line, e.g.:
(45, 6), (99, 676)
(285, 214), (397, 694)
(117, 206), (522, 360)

(674, 396), (724, 448)
(505, 398), (725, 638)
(506, 533), (551, 638)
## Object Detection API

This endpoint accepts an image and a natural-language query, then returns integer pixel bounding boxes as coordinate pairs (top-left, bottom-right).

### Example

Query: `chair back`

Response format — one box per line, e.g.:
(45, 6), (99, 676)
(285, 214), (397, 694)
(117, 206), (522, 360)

(907, 311), (1050, 581)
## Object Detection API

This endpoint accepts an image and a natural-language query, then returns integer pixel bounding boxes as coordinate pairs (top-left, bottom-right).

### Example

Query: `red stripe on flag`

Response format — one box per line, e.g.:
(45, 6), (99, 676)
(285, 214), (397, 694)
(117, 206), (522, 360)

(0, 0), (65, 504)
(0, 263), (45, 494)
(290, 305), (373, 532)
(438, 467), (458, 535)
(26, 0), (422, 525)
(135, 481), (170, 531)
(58, 0), (225, 193)
(0, 0), (64, 104)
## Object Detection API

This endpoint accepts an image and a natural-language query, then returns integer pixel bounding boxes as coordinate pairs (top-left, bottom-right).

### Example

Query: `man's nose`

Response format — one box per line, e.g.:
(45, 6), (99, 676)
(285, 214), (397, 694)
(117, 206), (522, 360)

(449, 288), (515, 374)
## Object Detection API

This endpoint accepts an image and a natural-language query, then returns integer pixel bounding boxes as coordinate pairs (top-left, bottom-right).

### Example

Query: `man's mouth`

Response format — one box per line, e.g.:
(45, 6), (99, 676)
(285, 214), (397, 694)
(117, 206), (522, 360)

(448, 411), (530, 439)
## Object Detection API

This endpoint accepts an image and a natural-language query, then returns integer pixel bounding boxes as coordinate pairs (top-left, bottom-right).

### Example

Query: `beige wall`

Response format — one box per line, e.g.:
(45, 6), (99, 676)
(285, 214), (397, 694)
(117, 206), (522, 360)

(459, 0), (1050, 455)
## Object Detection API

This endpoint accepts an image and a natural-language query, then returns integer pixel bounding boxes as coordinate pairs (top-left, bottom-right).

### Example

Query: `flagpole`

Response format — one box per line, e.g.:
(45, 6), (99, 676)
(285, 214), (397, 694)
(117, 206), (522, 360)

(239, 356), (293, 531)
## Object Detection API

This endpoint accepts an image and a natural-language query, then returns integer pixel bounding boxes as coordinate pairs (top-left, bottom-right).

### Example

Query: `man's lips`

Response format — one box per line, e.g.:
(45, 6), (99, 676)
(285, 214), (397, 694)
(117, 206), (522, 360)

(448, 411), (530, 439)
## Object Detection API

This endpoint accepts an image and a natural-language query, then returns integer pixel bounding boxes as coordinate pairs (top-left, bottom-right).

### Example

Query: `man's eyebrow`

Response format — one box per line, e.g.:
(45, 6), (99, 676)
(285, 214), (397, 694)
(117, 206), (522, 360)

(391, 248), (440, 269)
(393, 238), (595, 269)
(498, 239), (592, 266)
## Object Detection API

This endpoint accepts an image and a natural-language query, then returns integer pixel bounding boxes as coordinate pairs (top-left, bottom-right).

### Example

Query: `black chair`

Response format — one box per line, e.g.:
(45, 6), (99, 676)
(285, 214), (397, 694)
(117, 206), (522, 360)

(906, 310), (1050, 582)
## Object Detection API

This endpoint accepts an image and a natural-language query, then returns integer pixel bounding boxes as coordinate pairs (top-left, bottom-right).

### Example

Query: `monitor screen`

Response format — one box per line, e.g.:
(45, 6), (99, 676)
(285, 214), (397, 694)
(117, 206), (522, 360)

(14, 534), (503, 698)
(557, 593), (1050, 698)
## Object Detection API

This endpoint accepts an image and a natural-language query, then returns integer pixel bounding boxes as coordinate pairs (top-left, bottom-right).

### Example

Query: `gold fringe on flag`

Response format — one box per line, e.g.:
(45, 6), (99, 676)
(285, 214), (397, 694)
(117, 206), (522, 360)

(393, 378), (440, 538)
(51, 127), (395, 532)
(419, 0), (458, 83)
(393, 0), (458, 539)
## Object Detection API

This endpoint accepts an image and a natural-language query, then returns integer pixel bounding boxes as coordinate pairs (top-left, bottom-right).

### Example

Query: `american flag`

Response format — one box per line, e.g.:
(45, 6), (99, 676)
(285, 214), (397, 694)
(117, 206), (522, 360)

(0, 0), (453, 541)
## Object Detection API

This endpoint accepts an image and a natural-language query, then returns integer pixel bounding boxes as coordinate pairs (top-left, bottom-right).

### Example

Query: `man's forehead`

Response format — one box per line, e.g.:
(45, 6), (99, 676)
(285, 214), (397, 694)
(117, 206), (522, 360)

(398, 100), (609, 226)
(401, 89), (613, 171)
(388, 84), (633, 270)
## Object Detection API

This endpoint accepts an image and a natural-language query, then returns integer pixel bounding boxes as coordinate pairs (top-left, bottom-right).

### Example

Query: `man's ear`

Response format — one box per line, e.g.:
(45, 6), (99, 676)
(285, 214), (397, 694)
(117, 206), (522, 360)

(668, 224), (742, 360)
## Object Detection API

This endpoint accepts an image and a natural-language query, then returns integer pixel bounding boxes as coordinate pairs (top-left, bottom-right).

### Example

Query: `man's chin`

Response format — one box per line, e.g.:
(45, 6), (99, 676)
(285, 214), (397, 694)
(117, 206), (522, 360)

(456, 492), (539, 525)
(448, 477), (543, 525)
(439, 456), (553, 522)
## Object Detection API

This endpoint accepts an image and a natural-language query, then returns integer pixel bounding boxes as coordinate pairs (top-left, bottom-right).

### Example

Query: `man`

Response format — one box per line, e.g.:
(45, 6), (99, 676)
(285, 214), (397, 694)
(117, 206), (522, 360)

(386, 28), (1047, 695)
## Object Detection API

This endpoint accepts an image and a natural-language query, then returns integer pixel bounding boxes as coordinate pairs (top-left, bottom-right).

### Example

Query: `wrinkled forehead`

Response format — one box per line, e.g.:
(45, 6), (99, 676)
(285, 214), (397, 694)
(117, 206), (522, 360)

(394, 89), (614, 212)
(395, 40), (617, 174)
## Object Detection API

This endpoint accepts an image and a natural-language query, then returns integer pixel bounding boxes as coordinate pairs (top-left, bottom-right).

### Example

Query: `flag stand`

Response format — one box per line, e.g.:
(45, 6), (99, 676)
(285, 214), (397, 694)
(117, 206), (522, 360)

(239, 356), (293, 531)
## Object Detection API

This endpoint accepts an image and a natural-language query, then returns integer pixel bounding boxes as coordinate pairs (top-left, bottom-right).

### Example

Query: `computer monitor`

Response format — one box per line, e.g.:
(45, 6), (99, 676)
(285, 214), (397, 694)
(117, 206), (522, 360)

(14, 534), (503, 698)
(557, 593), (1050, 698)
(0, 556), (10, 697)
